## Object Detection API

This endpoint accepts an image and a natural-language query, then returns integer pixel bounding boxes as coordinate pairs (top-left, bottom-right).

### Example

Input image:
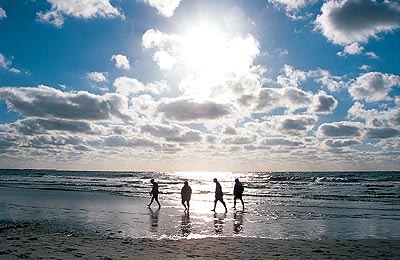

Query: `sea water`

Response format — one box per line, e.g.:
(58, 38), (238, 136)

(0, 169), (399, 239)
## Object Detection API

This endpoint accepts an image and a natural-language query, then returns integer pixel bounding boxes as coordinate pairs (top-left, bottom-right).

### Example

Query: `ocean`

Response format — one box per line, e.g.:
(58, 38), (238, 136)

(1, 169), (399, 239)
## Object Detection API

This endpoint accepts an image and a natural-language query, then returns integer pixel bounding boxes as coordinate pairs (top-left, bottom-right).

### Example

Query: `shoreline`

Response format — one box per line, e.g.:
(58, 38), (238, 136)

(1, 221), (400, 259)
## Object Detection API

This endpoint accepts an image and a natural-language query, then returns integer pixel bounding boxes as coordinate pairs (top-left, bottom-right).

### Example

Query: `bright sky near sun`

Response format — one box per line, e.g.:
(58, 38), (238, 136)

(0, 0), (399, 171)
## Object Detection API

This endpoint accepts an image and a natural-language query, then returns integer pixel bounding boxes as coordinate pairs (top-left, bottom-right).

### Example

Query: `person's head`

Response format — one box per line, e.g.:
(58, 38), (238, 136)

(213, 178), (217, 183)
(150, 179), (154, 183)
(235, 178), (239, 183)
(184, 181), (188, 186)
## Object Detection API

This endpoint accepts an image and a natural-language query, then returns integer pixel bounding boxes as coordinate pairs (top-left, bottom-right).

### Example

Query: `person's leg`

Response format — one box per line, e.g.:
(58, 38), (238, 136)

(212, 199), (217, 211)
(182, 200), (187, 210)
(240, 197), (244, 209)
(155, 197), (161, 208)
(221, 199), (228, 213)
(233, 197), (237, 209)
(187, 200), (190, 211)
(147, 197), (154, 207)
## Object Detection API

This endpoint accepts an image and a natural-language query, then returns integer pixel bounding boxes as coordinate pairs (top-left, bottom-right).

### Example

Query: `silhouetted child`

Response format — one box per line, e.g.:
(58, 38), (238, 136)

(233, 178), (245, 210)
(181, 181), (192, 212)
(212, 178), (227, 213)
(147, 179), (161, 208)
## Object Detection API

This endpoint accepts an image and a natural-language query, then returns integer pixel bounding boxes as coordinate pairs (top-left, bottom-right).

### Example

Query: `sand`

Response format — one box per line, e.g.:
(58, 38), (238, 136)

(1, 221), (399, 260)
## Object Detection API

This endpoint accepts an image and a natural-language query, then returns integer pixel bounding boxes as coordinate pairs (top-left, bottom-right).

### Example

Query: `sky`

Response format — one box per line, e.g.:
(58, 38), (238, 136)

(0, 0), (399, 172)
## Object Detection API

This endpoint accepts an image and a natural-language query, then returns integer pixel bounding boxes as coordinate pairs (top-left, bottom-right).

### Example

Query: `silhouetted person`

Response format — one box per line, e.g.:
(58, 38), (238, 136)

(212, 178), (227, 213)
(147, 179), (161, 208)
(181, 181), (192, 212)
(233, 178), (245, 210)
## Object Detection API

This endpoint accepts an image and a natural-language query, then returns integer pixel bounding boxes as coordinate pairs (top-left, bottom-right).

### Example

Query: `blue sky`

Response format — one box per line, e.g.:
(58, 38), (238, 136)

(0, 0), (399, 171)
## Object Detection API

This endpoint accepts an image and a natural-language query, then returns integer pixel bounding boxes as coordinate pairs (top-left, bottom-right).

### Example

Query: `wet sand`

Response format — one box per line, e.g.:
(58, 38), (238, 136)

(1, 221), (399, 260)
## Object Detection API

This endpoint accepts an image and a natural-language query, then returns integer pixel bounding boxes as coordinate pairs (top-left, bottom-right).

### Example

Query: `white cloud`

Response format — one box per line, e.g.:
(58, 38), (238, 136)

(142, 0), (182, 17)
(315, 0), (400, 45)
(36, 9), (64, 28)
(314, 69), (347, 92)
(365, 52), (379, 59)
(348, 72), (400, 102)
(0, 53), (20, 74)
(0, 7), (7, 19)
(277, 64), (307, 87)
(37, 0), (124, 27)
(113, 77), (169, 96)
(141, 123), (202, 143)
(337, 42), (364, 56)
(359, 65), (371, 71)
(348, 102), (400, 128)
(268, 0), (317, 19)
(87, 72), (107, 82)
(111, 54), (130, 70)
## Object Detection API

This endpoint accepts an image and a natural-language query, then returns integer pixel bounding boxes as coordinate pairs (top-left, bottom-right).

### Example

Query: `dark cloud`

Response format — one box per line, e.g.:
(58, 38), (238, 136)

(315, 0), (400, 45)
(222, 126), (237, 135)
(278, 116), (317, 135)
(103, 135), (158, 147)
(261, 137), (302, 147)
(165, 131), (202, 143)
(324, 139), (361, 148)
(318, 122), (361, 137)
(222, 136), (253, 145)
(0, 86), (133, 121)
(11, 118), (98, 135)
(310, 92), (338, 114)
(157, 99), (232, 121)
(366, 128), (400, 139)
(141, 123), (202, 143)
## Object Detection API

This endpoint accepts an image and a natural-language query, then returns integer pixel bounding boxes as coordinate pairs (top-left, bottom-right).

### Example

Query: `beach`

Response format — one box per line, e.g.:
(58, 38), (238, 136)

(1, 220), (400, 260)
(1, 170), (400, 259)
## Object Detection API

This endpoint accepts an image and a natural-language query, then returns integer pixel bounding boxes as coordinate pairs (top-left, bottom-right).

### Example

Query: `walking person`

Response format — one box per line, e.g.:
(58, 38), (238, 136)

(212, 178), (227, 213)
(147, 179), (161, 208)
(181, 181), (192, 212)
(233, 178), (245, 210)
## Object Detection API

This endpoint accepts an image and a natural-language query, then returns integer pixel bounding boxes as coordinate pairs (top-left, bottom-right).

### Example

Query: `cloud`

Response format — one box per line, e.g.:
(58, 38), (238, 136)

(142, 0), (182, 17)
(257, 115), (317, 136)
(37, 0), (124, 27)
(111, 54), (130, 70)
(222, 126), (237, 135)
(113, 77), (169, 96)
(317, 122), (362, 138)
(337, 42), (364, 56)
(268, 0), (317, 19)
(315, 0), (400, 45)
(309, 91), (338, 114)
(103, 135), (159, 148)
(142, 29), (260, 76)
(323, 139), (361, 148)
(348, 102), (400, 128)
(157, 98), (232, 121)
(261, 137), (303, 147)
(277, 64), (308, 87)
(9, 118), (102, 135)
(366, 128), (400, 139)
(348, 72), (400, 102)
(0, 85), (133, 121)
(222, 136), (254, 145)
(0, 7), (7, 19)
(0, 53), (20, 74)
(36, 9), (64, 28)
(140, 123), (202, 143)
(314, 69), (347, 92)
(256, 87), (313, 113)
(87, 72), (108, 82)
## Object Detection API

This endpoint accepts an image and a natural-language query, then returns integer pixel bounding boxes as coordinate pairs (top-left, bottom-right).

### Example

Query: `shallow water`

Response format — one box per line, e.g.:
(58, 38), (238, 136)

(1, 170), (400, 239)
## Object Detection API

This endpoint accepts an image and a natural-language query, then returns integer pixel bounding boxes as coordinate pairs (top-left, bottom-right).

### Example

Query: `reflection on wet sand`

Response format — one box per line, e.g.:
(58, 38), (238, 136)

(233, 211), (244, 234)
(149, 208), (159, 233)
(213, 213), (226, 235)
(181, 212), (191, 237)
